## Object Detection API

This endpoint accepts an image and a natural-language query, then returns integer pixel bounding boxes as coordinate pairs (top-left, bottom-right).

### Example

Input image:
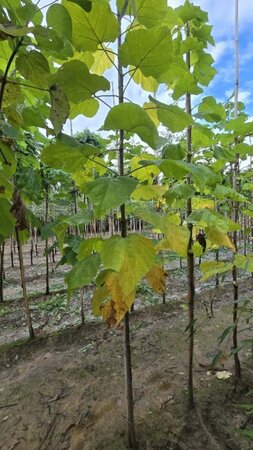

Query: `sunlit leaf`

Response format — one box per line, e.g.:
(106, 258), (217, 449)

(64, 0), (119, 51)
(103, 103), (159, 149)
(119, 26), (173, 79)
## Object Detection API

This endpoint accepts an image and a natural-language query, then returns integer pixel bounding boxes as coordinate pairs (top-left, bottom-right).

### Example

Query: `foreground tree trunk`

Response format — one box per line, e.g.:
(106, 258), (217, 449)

(45, 182), (50, 295)
(232, 0), (241, 380)
(118, 9), (137, 449)
(16, 228), (34, 339)
(0, 242), (5, 303)
(186, 26), (195, 410)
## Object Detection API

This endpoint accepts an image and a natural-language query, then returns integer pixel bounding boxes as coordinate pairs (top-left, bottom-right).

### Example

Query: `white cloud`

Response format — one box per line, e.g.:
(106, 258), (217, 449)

(210, 40), (234, 64)
(170, 0), (253, 39)
(225, 88), (253, 104)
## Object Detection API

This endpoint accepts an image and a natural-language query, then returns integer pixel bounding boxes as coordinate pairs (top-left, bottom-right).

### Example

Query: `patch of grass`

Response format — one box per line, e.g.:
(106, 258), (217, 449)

(0, 304), (11, 317)
(38, 293), (68, 314)
(136, 282), (160, 305)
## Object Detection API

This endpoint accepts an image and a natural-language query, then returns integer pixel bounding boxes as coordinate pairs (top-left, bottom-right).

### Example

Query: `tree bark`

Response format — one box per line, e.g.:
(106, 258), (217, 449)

(16, 228), (34, 338)
(186, 24), (195, 409)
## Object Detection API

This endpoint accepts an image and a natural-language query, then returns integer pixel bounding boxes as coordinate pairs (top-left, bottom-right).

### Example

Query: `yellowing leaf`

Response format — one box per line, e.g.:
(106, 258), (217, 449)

(132, 184), (166, 200)
(101, 300), (118, 327)
(130, 155), (160, 182)
(156, 223), (190, 257)
(205, 227), (235, 251)
(234, 253), (253, 272)
(69, 98), (99, 119)
(101, 234), (156, 295)
(92, 270), (136, 325)
(200, 261), (233, 281)
(143, 101), (160, 127)
(91, 46), (115, 75)
(104, 271), (136, 324)
(192, 197), (215, 210)
(92, 285), (109, 316)
(146, 265), (167, 294)
(132, 69), (158, 93)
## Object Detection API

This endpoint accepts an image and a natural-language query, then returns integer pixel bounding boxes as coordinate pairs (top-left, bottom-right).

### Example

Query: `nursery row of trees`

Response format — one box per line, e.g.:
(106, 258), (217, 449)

(1, 0), (253, 446)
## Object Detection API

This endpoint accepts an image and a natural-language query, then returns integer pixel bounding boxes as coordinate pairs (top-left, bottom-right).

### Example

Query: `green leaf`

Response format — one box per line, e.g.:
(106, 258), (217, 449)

(55, 60), (110, 103)
(188, 209), (240, 232)
(65, 253), (100, 290)
(192, 124), (214, 148)
(132, 0), (172, 28)
(165, 183), (195, 205)
(160, 57), (202, 99)
(67, 0), (92, 12)
(22, 107), (46, 127)
(85, 176), (138, 218)
(200, 261), (233, 281)
(149, 96), (192, 132)
(193, 52), (216, 87)
(69, 98), (99, 119)
(157, 160), (219, 189)
(176, 1), (208, 23)
(101, 234), (156, 295)
(16, 2), (42, 24)
(162, 143), (185, 160)
(214, 184), (248, 203)
(197, 96), (226, 122)
(119, 26), (173, 79)
(77, 237), (104, 260)
(64, 0), (119, 52)
(0, 142), (16, 178)
(16, 50), (50, 87)
(49, 84), (70, 136)
(47, 4), (72, 40)
(0, 198), (15, 236)
(134, 207), (164, 231)
(0, 24), (30, 38)
(41, 134), (100, 173)
(63, 209), (95, 226)
(234, 254), (253, 273)
(242, 208), (253, 219)
(103, 103), (159, 149)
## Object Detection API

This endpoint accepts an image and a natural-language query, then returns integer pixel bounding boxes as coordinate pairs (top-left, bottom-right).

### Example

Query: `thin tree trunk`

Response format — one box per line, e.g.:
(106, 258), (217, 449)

(232, 0), (241, 380)
(118, 9), (137, 448)
(215, 250), (220, 287)
(186, 27), (195, 409)
(45, 183), (50, 295)
(10, 235), (14, 267)
(16, 228), (34, 338)
(30, 239), (34, 266)
(80, 288), (85, 325)
(0, 242), (5, 303)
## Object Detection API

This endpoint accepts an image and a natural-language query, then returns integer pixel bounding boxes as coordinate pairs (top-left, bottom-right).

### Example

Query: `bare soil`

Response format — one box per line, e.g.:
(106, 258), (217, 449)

(1, 241), (253, 449)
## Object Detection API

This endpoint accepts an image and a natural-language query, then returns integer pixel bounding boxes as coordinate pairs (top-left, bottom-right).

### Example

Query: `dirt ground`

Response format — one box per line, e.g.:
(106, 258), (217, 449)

(1, 241), (253, 449)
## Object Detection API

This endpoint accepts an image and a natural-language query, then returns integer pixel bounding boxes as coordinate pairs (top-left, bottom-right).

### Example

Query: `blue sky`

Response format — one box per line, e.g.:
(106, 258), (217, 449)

(170, 0), (253, 116)
(55, 0), (253, 134)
